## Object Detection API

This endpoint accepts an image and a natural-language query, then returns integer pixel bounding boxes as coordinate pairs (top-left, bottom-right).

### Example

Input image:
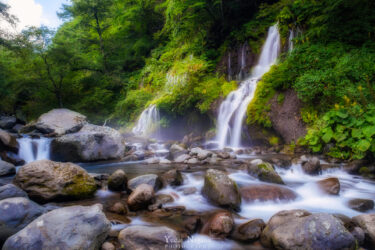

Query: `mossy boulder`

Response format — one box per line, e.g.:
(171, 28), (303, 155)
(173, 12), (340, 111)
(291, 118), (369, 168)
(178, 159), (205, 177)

(13, 160), (97, 202)
(201, 169), (241, 211)
(247, 161), (284, 184)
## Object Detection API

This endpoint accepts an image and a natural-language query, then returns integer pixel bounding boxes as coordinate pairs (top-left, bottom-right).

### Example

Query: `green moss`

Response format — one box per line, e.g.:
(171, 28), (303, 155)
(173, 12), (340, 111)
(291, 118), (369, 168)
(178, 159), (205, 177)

(63, 174), (97, 199)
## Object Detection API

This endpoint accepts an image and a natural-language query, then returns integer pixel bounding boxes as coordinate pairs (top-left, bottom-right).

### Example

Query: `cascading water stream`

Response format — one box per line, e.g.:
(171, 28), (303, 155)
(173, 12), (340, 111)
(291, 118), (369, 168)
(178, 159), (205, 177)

(17, 137), (51, 163)
(288, 29), (295, 51)
(215, 24), (281, 149)
(132, 104), (160, 137)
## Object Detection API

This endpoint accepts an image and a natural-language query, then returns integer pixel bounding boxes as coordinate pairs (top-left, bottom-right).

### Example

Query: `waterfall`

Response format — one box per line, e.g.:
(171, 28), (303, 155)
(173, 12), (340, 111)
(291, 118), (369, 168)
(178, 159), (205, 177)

(237, 43), (247, 80)
(288, 29), (294, 51)
(132, 104), (160, 137)
(215, 24), (280, 149)
(18, 137), (51, 163)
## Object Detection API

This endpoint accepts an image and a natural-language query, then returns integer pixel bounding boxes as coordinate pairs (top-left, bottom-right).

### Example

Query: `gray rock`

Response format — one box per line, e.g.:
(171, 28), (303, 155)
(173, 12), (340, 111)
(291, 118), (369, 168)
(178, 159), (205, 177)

(13, 160), (97, 202)
(160, 169), (183, 186)
(202, 169), (241, 211)
(3, 204), (111, 250)
(187, 157), (199, 164)
(169, 144), (188, 160)
(51, 124), (126, 162)
(118, 225), (180, 250)
(108, 170), (127, 191)
(128, 174), (162, 191)
(127, 184), (154, 211)
(0, 129), (18, 153)
(231, 219), (265, 242)
(0, 160), (15, 176)
(302, 157), (321, 175)
(0, 116), (17, 130)
(175, 154), (190, 163)
(247, 161), (284, 185)
(0, 197), (45, 244)
(201, 211), (234, 239)
(145, 157), (160, 164)
(261, 210), (356, 249)
(316, 177), (340, 195)
(190, 147), (212, 160)
(0, 184), (28, 200)
(348, 198), (374, 212)
(352, 214), (375, 246)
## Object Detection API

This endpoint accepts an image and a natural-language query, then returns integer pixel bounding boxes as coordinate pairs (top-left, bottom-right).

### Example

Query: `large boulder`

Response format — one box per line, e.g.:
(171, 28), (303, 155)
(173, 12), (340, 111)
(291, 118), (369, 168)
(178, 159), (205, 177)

(118, 225), (180, 250)
(51, 124), (126, 162)
(0, 116), (17, 130)
(0, 160), (15, 176)
(107, 169), (127, 191)
(246, 161), (284, 185)
(231, 219), (266, 242)
(261, 210), (356, 249)
(0, 197), (45, 244)
(202, 169), (241, 211)
(128, 174), (162, 191)
(201, 211), (234, 239)
(352, 214), (375, 246)
(0, 129), (18, 153)
(348, 198), (374, 212)
(0, 184), (28, 201)
(28, 109), (87, 136)
(316, 177), (340, 195)
(240, 184), (297, 202)
(13, 160), (97, 202)
(3, 204), (111, 250)
(127, 184), (154, 211)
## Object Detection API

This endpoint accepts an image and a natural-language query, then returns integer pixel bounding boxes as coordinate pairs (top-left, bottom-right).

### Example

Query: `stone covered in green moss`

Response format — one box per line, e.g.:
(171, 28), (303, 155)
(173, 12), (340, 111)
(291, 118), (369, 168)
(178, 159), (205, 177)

(247, 161), (284, 184)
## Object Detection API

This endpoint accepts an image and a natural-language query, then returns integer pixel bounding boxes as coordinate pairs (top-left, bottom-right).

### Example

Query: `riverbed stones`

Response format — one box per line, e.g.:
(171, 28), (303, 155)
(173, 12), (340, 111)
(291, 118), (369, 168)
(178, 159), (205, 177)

(261, 210), (356, 249)
(169, 144), (188, 160)
(190, 147), (212, 160)
(118, 225), (180, 250)
(0, 184), (28, 200)
(240, 184), (297, 202)
(51, 124), (126, 162)
(201, 211), (234, 239)
(246, 161), (284, 184)
(302, 156), (321, 175)
(0, 129), (18, 153)
(2, 204), (111, 250)
(231, 219), (266, 242)
(316, 177), (340, 195)
(352, 214), (375, 245)
(127, 184), (155, 211)
(175, 154), (190, 163)
(348, 198), (374, 212)
(13, 160), (97, 202)
(108, 169), (127, 191)
(0, 197), (45, 244)
(128, 174), (162, 191)
(202, 169), (241, 211)
(160, 169), (183, 186)
(0, 160), (15, 176)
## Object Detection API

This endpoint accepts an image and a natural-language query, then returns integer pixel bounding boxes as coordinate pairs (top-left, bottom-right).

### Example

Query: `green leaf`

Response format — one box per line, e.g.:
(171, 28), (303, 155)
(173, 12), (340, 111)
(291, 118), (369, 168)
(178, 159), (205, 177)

(322, 127), (333, 143)
(362, 126), (375, 138)
(356, 140), (371, 152)
(351, 128), (363, 139)
(336, 111), (348, 119)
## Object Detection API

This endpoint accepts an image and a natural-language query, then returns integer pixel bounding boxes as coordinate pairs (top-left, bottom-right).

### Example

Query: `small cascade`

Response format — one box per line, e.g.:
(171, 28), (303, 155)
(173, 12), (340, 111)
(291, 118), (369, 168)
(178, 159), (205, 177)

(132, 104), (160, 137)
(288, 29), (295, 51)
(18, 137), (51, 163)
(215, 24), (281, 149)
(237, 43), (247, 80)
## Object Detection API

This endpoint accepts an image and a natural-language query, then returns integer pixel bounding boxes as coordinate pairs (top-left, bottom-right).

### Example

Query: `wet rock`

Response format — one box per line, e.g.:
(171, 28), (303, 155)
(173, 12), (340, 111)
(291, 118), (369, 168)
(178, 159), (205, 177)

(108, 201), (128, 215)
(0, 129), (18, 153)
(128, 174), (162, 191)
(201, 211), (234, 239)
(348, 198), (374, 212)
(302, 157), (321, 175)
(3, 204), (110, 250)
(90, 173), (109, 189)
(148, 194), (174, 211)
(26, 108), (87, 136)
(0, 116), (17, 130)
(180, 187), (197, 195)
(344, 160), (366, 174)
(247, 161), (284, 185)
(169, 144), (188, 160)
(0, 184), (28, 200)
(127, 184), (155, 211)
(231, 219), (266, 242)
(187, 157), (199, 164)
(352, 214), (375, 245)
(190, 147), (212, 160)
(10, 124), (24, 133)
(217, 152), (230, 159)
(0, 197), (45, 244)
(51, 124), (126, 162)
(175, 154), (190, 163)
(202, 169), (241, 211)
(13, 160), (97, 202)
(161, 169), (183, 186)
(0, 160), (15, 176)
(240, 184), (297, 202)
(261, 210), (356, 249)
(123, 154), (139, 162)
(101, 242), (115, 250)
(316, 177), (340, 195)
(160, 158), (171, 164)
(145, 157), (160, 164)
(118, 225), (180, 250)
(108, 169), (127, 191)
(269, 157), (292, 169)
(351, 226), (365, 246)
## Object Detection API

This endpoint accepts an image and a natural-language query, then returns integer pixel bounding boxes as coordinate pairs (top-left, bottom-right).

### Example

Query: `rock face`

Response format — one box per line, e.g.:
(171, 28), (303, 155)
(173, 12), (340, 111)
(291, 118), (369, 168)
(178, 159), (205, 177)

(128, 174), (162, 191)
(231, 219), (266, 242)
(32, 109), (87, 135)
(316, 177), (340, 195)
(302, 157), (321, 175)
(240, 184), (297, 202)
(118, 225), (180, 250)
(107, 170), (127, 191)
(0, 184), (28, 200)
(247, 161), (284, 184)
(202, 169), (241, 211)
(348, 198), (374, 212)
(3, 204), (111, 250)
(0, 129), (18, 153)
(261, 210), (356, 249)
(0, 197), (45, 244)
(201, 211), (234, 239)
(13, 160), (97, 202)
(51, 124), (126, 162)
(0, 160), (15, 176)
(352, 214), (375, 245)
(127, 184), (154, 211)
